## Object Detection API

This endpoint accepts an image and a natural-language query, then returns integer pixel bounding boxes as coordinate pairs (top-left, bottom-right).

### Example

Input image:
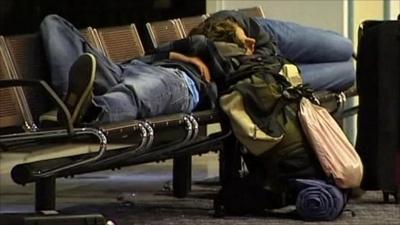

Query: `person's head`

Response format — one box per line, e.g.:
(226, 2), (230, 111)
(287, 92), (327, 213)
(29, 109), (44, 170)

(190, 18), (256, 55)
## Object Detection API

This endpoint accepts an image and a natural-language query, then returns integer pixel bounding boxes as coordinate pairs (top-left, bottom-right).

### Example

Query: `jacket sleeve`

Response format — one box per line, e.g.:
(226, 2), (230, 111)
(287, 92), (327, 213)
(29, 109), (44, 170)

(184, 35), (236, 82)
(138, 37), (193, 64)
(245, 17), (279, 57)
(139, 35), (236, 80)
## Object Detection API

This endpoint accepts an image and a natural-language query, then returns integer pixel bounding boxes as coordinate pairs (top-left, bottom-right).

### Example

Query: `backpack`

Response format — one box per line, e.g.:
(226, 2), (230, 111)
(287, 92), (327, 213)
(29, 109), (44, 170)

(215, 58), (326, 216)
(219, 58), (308, 157)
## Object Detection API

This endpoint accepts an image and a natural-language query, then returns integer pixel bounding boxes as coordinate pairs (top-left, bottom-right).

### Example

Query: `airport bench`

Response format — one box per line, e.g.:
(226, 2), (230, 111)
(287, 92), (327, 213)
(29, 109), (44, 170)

(0, 8), (357, 212)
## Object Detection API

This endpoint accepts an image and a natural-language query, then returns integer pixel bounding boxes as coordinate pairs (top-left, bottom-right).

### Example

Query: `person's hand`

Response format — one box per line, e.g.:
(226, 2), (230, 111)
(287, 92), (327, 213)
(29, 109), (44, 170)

(187, 56), (211, 82)
(170, 52), (211, 82)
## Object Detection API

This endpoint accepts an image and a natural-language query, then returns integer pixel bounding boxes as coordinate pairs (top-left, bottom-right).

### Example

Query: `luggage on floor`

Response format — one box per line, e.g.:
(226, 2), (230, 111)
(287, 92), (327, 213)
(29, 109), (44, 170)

(356, 19), (400, 203)
(298, 97), (363, 189)
(291, 179), (348, 221)
(214, 58), (326, 217)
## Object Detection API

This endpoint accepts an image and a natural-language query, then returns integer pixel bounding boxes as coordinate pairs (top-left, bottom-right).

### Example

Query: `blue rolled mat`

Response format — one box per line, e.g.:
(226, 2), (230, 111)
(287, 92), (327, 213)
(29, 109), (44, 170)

(293, 179), (347, 221)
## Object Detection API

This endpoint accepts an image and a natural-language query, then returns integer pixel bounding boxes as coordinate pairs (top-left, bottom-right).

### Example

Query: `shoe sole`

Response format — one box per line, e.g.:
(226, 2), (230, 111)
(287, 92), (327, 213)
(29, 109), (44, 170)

(66, 53), (96, 124)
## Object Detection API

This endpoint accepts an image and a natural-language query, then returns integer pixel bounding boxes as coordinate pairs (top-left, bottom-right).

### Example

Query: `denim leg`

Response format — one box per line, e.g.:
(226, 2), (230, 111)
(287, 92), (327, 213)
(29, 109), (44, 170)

(92, 84), (139, 123)
(299, 59), (355, 91)
(40, 14), (122, 98)
(93, 60), (192, 123)
(254, 18), (354, 63)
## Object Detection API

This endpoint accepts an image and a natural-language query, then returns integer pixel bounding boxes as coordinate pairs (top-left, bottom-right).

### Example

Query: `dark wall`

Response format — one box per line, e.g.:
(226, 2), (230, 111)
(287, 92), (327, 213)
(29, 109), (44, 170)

(0, 0), (205, 50)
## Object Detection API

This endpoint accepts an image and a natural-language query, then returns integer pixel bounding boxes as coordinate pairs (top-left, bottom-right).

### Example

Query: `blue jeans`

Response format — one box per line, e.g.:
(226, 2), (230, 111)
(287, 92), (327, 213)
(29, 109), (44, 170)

(255, 18), (355, 91)
(40, 15), (192, 123)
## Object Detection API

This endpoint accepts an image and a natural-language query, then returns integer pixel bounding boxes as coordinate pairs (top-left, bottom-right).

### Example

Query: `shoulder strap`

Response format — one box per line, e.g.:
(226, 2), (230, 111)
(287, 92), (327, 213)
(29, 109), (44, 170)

(223, 55), (283, 88)
(234, 81), (288, 138)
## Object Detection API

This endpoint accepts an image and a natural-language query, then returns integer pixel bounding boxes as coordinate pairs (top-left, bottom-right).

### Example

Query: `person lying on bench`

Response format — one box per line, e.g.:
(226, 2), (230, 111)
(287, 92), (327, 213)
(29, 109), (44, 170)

(42, 14), (294, 126)
(40, 15), (218, 125)
(190, 10), (355, 92)
(40, 13), (351, 126)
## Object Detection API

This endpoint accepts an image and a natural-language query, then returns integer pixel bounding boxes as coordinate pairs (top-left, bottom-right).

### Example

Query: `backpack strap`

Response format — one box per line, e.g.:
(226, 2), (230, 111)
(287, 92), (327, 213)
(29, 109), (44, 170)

(234, 79), (292, 138)
(222, 56), (283, 89)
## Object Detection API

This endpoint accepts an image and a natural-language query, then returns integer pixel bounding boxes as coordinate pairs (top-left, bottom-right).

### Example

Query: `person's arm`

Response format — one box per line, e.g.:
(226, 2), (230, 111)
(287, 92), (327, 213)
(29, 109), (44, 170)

(139, 38), (211, 82)
(137, 37), (193, 64)
(140, 35), (235, 83)
(169, 52), (211, 82)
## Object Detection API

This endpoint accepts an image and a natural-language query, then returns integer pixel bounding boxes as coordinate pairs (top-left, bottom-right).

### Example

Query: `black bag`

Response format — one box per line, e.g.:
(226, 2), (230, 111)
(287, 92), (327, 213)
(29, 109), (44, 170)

(356, 19), (400, 203)
(213, 147), (325, 217)
(213, 174), (293, 217)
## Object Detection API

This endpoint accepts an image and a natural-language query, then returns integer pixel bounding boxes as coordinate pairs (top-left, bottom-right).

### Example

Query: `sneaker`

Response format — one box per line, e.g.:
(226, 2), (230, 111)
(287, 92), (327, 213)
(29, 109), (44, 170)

(60, 53), (96, 125)
(39, 108), (59, 127)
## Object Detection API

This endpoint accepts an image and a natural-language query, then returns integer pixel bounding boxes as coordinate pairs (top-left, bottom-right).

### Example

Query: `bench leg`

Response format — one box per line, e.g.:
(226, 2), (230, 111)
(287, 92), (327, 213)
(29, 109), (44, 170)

(219, 135), (242, 185)
(173, 155), (192, 198)
(35, 177), (56, 211)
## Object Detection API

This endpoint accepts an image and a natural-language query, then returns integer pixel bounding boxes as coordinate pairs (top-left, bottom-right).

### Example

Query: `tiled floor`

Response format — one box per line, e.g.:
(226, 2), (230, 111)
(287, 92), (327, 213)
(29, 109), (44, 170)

(1, 152), (399, 225)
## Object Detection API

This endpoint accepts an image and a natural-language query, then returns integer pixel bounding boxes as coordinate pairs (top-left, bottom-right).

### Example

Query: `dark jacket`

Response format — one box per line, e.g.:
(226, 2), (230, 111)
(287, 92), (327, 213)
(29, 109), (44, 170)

(138, 35), (234, 108)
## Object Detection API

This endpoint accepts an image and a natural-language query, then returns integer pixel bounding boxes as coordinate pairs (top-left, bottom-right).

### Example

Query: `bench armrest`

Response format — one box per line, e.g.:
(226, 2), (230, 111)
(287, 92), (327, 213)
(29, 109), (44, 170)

(0, 79), (74, 133)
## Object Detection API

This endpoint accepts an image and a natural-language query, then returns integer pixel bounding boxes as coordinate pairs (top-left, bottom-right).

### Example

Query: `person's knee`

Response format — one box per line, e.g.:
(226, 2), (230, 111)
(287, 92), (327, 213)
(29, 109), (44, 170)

(328, 36), (354, 61)
(300, 60), (355, 91)
(324, 60), (356, 91)
(41, 14), (62, 26)
(40, 14), (66, 32)
(339, 60), (356, 88)
(261, 19), (354, 62)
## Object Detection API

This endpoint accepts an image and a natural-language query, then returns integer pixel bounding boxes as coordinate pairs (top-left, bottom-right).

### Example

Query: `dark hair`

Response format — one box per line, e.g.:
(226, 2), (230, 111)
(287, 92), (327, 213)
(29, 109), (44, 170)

(189, 18), (245, 48)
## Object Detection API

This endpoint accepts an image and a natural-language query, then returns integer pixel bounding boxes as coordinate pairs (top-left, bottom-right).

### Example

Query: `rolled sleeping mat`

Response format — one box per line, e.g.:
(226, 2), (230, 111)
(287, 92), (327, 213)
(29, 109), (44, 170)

(293, 179), (347, 221)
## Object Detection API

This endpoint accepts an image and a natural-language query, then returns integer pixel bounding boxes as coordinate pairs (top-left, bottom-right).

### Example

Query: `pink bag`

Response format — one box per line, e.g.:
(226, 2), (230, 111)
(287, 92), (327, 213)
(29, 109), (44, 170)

(298, 97), (363, 188)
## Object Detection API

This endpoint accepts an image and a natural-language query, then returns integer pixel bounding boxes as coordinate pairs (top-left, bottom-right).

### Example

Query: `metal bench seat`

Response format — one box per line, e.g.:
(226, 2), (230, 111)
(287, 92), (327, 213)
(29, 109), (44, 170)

(0, 77), (227, 210)
(0, 24), (228, 211)
(0, 10), (358, 212)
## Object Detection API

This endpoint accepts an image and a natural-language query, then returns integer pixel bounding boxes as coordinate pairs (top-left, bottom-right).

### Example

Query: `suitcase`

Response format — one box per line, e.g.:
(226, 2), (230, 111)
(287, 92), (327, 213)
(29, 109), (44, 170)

(356, 19), (400, 203)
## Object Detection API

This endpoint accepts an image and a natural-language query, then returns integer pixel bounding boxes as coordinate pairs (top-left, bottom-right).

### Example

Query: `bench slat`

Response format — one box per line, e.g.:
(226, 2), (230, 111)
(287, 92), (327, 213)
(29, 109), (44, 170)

(97, 24), (145, 63)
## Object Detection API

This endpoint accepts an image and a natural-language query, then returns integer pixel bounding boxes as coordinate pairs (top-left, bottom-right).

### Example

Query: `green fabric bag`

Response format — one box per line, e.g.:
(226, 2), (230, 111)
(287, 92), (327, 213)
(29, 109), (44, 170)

(219, 63), (305, 156)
